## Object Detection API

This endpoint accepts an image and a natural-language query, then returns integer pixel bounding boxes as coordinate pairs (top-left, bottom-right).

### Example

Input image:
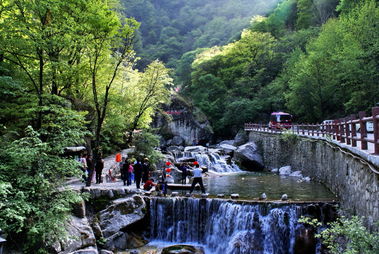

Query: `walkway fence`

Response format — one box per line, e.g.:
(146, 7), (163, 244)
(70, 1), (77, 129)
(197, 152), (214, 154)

(244, 107), (379, 155)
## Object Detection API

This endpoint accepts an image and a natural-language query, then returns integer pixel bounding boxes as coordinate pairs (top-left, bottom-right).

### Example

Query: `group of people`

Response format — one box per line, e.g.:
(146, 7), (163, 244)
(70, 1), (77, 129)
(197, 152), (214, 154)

(120, 158), (151, 189)
(79, 153), (104, 187)
(79, 152), (208, 195)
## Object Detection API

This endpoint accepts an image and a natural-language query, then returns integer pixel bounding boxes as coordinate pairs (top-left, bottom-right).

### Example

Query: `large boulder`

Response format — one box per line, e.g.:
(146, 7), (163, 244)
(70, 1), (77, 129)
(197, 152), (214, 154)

(219, 144), (237, 155)
(54, 216), (97, 254)
(161, 245), (205, 254)
(99, 196), (146, 238)
(234, 142), (264, 171)
(98, 196), (148, 251)
(233, 131), (248, 146)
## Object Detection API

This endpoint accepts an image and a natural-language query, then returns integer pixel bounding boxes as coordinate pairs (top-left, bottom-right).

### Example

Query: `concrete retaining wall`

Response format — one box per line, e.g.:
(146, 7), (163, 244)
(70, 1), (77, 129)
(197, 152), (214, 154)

(248, 132), (379, 229)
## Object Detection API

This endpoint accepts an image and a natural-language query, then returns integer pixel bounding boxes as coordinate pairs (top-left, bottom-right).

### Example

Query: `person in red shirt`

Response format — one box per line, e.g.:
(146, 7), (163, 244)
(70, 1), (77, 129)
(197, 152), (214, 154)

(144, 178), (157, 191)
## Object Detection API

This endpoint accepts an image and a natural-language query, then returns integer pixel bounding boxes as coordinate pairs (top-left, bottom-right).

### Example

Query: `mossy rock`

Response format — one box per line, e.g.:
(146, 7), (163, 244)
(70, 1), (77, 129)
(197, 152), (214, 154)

(161, 245), (204, 254)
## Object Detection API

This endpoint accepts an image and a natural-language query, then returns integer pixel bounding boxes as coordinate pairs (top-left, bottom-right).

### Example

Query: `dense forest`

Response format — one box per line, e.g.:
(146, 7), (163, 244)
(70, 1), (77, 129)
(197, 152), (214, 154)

(121, 0), (280, 69)
(124, 0), (379, 138)
(0, 0), (378, 252)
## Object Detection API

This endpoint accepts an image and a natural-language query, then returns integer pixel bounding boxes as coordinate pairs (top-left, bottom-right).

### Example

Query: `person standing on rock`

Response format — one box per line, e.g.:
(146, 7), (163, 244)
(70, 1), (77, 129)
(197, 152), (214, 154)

(189, 161), (206, 194)
(134, 159), (143, 189)
(95, 154), (104, 184)
(142, 158), (150, 183)
(179, 163), (188, 185)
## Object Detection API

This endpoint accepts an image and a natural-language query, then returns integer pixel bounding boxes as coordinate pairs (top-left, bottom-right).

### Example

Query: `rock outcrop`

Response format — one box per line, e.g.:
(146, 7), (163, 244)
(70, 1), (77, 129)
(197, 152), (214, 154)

(98, 196), (148, 251)
(234, 142), (264, 171)
(54, 216), (97, 254)
(152, 95), (213, 147)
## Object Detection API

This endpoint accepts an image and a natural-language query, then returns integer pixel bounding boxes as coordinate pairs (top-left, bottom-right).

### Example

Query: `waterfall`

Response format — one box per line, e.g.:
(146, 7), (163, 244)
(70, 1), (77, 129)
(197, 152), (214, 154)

(149, 198), (333, 254)
(172, 147), (241, 173)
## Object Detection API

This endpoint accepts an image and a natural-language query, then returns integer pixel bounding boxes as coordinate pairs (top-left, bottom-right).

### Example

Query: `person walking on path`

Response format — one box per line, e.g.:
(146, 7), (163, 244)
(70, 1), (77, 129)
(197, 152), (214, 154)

(85, 154), (94, 187)
(134, 159), (143, 189)
(189, 162), (206, 194)
(121, 158), (129, 186)
(127, 161), (134, 186)
(95, 155), (104, 184)
(79, 153), (88, 182)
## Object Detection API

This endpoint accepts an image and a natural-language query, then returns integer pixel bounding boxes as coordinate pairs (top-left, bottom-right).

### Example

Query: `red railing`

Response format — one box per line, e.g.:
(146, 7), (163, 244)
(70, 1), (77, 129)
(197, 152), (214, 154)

(244, 107), (379, 155)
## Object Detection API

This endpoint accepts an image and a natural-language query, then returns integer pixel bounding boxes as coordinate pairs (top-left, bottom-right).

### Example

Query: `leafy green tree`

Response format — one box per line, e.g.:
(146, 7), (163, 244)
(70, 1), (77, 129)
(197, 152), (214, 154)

(299, 216), (379, 254)
(126, 60), (172, 144)
(0, 95), (87, 252)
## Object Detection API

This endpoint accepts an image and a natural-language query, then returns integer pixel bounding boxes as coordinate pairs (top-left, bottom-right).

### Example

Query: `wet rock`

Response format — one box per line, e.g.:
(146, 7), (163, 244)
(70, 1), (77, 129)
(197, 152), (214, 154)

(55, 216), (96, 254)
(172, 136), (185, 146)
(201, 193), (209, 198)
(279, 166), (292, 175)
(171, 192), (179, 197)
(219, 144), (237, 155)
(99, 250), (113, 254)
(103, 232), (147, 251)
(290, 171), (303, 177)
(234, 142), (264, 171)
(281, 194), (288, 201)
(259, 193), (267, 200)
(99, 195), (146, 238)
(217, 194), (225, 198)
(161, 245), (204, 254)
(219, 140), (234, 146)
(231, 194), (239, 199)
(166, 146), (183, 154)
(233, 131), (248, 146)
(69, 247), (98, 254)
(184, 146), (206, 153)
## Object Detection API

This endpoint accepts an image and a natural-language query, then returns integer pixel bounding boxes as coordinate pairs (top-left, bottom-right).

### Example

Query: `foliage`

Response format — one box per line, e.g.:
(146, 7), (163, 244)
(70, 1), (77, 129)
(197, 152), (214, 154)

(299, 216), (379, 254)
(131, 131), (163, 168)
(0, 101), (86, 252)
(126, 60), (173, 144)
(285, 0), (379, 122)
(122, 0), (280, 70)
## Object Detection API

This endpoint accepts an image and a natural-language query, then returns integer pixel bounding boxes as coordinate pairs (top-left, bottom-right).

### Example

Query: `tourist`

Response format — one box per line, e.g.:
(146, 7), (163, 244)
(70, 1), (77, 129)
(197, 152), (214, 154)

(120, 158), (128, 186)
(178, 163), (188, 184)
(143, 178), (157, 191)
(85, 154), (94, 187)
(127, 160), (134, 186)
(142, 158), (150, 183)
(79, 153), (87, 182)
(134, 159), (143, 189)
(95, 154), (104, 184)
(189, 161), (206, 194)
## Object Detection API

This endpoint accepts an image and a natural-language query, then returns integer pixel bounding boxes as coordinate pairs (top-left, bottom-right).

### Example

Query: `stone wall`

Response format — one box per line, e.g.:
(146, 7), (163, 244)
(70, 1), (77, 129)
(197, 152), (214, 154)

(248, 132), (379, 230)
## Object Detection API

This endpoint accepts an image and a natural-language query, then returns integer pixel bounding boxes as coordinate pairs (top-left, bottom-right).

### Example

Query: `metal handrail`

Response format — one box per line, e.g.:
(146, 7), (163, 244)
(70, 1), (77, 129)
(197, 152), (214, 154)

(244, 107), (379, 155)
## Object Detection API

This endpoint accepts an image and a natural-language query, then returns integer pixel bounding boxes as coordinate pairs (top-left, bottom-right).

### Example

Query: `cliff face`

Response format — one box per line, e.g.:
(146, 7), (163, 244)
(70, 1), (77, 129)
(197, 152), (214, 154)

(152, 95), (213, 146)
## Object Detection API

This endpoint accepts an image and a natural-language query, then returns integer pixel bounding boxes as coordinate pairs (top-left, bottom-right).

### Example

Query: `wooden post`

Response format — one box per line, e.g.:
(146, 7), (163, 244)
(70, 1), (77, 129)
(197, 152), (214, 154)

(340, 118), (346, 143)
(359, 111), (368, 150)
(351, 114), (357, 147)
(335, 119), (340, 141)
(345, 117), (351, 145)
(372, 107), (379, 155)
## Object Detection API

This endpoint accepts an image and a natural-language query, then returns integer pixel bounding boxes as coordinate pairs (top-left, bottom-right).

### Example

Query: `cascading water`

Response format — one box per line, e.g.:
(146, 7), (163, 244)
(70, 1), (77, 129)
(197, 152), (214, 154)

(171, 147), (241, 173)
(149, 197), (335, 254)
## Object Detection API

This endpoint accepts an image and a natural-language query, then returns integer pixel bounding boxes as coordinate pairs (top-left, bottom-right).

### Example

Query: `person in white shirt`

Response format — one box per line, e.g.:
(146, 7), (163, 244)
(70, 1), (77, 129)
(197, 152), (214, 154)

(189, 162), (206, 194)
